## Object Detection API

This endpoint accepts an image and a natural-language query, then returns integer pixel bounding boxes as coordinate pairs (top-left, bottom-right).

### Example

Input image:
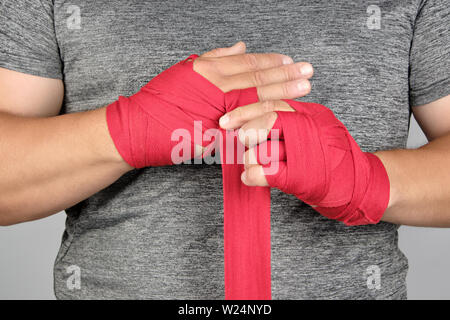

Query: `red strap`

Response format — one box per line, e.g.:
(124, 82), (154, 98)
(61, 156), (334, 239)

(221, 130), (271, 299)
(106, 55), (272, 299)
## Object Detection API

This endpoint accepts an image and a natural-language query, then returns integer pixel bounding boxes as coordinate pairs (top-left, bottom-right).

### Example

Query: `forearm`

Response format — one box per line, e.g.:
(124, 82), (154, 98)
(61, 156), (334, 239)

(0, 107), (131, 225)
(375, 133), (450, 227)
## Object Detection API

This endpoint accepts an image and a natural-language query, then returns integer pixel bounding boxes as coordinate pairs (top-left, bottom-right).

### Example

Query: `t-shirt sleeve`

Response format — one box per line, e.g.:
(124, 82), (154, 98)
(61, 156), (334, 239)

(0, 0), (62, 79)
(409, 0), (450, 107)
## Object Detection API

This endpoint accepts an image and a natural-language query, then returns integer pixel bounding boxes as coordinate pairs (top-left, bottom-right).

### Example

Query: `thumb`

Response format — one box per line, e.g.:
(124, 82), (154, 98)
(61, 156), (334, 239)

(201, 41), (246, 58)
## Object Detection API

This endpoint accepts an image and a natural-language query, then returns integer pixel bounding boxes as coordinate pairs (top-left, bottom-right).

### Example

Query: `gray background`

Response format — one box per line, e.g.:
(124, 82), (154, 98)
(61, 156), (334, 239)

(0, 115), (449, 299)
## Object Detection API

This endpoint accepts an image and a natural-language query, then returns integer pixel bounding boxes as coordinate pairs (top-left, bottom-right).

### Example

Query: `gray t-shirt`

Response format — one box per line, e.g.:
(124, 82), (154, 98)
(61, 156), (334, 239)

(1, 0), (449, 299)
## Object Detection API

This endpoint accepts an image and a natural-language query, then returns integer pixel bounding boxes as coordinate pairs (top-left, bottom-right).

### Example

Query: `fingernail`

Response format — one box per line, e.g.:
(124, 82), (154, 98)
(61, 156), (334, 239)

(219, 115), (230, 127)
(297, 80), (310, 91)
(283, 56), (294, 65)
(300, 64), (313, 76)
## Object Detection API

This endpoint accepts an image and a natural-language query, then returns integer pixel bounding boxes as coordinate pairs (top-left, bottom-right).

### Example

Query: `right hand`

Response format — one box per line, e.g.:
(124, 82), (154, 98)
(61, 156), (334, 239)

(106, 42), (314, 168)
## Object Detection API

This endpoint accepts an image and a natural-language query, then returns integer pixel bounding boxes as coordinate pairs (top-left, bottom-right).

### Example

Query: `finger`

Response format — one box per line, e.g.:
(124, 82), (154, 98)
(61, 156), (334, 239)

(241, 165), (269, 187)
(267, 116), (284, 140)
(243, 141), (287, 169)
(201, 41), (246, 58)
(223, 62), (313, 92)
(256, 78), (311, 101)
(220, 100), (294, 129)
(212, 53), (294, 76)
(238, 112), (279, 147)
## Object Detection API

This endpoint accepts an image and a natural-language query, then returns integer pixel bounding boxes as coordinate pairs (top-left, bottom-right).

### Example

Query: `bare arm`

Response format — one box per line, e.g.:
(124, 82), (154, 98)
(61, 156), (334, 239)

(376, 94), (450, 227)
(0, 68), (130, 226)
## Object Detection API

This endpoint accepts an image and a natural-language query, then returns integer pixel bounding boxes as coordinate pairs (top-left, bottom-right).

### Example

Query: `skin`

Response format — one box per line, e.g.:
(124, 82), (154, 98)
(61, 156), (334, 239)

(0, 42), (314, 226)
(220, 94), (450, 227)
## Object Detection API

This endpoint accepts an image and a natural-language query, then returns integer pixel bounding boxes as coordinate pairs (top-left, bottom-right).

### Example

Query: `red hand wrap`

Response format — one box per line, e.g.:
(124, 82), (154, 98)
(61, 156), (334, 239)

(106, 55), (271, 299)
(264, 100), (390, 226)
(107, 54), (257, 168)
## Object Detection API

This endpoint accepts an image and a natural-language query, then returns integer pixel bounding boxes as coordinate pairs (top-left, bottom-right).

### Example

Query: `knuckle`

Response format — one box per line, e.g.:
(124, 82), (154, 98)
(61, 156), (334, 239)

(282, 82), (291, 98)
(252, 70), (264, 86)
(244, 54), (258, 70)
(261, 100), (275, 113)
(283, 66), (295, 81)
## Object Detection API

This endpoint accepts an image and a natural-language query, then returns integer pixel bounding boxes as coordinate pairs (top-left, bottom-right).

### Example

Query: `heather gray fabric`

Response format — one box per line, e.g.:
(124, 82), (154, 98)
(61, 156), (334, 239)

(1, 0), (449, 299)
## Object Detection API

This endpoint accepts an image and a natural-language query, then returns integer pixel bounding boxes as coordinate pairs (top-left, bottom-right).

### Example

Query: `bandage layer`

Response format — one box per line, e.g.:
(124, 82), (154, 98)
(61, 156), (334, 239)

(263, 100), (390, 226)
